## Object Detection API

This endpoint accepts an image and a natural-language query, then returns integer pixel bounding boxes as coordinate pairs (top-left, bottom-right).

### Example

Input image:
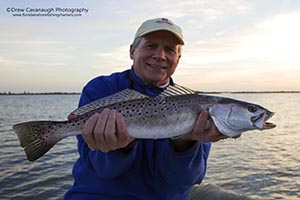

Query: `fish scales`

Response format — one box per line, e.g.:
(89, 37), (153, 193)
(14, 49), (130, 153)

(119, 94), (207, 138)
(12, 85), (276, 161)
(70, 94), (209, 139)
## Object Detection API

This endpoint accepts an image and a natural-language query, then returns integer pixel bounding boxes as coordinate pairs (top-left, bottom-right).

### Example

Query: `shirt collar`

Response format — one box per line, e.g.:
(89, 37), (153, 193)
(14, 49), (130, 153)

(129, 66), (174, 97)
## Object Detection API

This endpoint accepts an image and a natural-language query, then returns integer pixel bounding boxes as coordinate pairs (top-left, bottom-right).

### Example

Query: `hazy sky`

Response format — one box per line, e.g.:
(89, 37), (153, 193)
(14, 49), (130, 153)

(1, 0), (300, 92)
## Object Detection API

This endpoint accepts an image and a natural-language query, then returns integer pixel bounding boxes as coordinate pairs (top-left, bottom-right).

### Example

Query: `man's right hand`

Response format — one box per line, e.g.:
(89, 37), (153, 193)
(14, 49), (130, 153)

(78, 108), (135, 152)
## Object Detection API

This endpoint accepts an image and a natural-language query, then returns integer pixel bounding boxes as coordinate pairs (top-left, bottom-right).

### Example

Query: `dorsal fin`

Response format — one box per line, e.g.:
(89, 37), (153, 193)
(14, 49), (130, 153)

(71, 89), (147, 116)
(159, 84), (196, 97)
(71, 84), (195, 116)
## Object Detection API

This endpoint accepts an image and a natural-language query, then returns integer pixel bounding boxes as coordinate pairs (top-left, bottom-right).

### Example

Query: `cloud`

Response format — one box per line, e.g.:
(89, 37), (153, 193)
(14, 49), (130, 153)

(0, 0), (299, 92)
(175, 12), (300, 91)
(90, 44), (132, 74)
(239, 12), (300, 62)
(181, 12), (300, 67)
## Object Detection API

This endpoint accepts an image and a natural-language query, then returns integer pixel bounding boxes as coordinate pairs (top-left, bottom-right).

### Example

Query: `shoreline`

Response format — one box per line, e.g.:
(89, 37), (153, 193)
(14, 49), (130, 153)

(1, 91), (300, 95)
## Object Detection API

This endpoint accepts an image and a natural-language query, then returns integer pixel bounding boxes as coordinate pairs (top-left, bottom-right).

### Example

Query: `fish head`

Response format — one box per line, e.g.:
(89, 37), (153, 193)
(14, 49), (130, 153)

(208, 101), (276, 137)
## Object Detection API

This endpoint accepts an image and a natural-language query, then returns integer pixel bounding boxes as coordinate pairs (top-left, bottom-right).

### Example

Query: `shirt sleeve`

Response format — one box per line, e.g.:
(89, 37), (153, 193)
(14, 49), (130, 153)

(75, 77), (138, 179)
(156, 139), (211, 188)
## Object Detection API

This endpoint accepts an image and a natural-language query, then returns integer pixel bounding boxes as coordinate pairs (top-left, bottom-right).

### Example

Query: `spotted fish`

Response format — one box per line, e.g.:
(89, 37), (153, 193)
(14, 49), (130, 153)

(13, 85), (276, 161)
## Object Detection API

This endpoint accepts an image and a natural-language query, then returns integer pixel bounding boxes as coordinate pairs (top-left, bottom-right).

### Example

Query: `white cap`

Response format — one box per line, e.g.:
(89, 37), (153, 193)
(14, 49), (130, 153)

(134, 18), (184, 45)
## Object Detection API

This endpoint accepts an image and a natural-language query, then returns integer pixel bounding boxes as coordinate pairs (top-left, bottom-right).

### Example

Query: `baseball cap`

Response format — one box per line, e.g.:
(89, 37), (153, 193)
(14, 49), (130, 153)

(134, 18), (184, 45)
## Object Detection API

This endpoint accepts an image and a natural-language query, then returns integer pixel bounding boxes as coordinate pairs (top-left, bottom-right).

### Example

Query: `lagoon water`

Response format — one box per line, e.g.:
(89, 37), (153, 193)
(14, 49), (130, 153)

(0, 93), (299, 200)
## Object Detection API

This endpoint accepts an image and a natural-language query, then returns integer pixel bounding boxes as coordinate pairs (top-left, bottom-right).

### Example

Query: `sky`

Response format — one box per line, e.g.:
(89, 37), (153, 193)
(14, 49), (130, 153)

(0, 0), (300, 92)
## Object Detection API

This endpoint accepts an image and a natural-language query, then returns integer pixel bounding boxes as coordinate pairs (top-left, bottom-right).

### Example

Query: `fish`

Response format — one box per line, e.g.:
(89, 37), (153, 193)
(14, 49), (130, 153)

(13, 84), (276, 161)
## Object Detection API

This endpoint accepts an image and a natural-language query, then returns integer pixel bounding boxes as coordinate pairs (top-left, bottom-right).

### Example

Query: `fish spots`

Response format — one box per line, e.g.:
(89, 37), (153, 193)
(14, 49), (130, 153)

(112, 99), (145, 119)
(28, 125), (42, 143)
(48, 123), (59, 132)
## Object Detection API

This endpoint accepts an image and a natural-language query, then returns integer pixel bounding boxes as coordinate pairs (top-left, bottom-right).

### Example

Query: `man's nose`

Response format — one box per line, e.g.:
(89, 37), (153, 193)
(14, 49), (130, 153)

(153, 47), (166, 61)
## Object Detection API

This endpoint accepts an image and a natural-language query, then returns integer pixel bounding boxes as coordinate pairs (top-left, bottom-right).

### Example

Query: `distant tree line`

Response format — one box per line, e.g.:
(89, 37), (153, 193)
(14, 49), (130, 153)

(1, 91), (299, 95)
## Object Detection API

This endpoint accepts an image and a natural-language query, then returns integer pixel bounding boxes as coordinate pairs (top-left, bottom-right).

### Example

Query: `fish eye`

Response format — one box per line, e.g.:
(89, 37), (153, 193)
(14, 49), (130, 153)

(247, 106), (258, 113)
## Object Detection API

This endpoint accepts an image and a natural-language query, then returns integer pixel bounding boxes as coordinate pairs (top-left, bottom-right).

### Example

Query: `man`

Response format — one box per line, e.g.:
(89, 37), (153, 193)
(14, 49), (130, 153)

(64, 18), (253, 200)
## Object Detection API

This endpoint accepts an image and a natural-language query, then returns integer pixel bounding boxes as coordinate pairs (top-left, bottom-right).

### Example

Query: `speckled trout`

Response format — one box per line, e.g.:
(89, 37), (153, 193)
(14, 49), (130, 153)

(13, 85), (275, 161)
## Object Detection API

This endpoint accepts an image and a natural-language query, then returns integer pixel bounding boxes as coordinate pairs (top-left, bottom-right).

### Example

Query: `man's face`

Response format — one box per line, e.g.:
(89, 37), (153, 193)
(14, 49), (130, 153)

(130, 31), (181, 87)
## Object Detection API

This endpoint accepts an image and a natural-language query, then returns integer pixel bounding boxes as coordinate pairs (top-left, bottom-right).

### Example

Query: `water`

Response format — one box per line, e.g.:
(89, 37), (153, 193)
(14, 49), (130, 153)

(0, 95), (79, 200)
(0, 93), (299, 200)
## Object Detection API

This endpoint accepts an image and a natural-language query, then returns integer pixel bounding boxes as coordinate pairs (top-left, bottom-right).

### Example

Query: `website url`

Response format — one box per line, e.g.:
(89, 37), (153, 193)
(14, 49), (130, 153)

(11, 13), (83, 17)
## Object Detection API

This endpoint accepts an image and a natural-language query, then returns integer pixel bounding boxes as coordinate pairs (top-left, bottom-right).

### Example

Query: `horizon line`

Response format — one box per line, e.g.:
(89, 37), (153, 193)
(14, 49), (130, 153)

(1, 91), (300, 95)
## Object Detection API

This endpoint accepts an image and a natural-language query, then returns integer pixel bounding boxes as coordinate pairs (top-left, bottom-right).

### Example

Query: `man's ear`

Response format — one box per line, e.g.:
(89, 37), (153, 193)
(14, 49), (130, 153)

(129, 44), (135, 60)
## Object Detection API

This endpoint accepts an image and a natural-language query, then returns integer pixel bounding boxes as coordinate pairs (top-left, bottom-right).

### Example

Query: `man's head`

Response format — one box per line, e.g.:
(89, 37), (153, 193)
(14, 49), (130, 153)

(130, 18), (184, 87)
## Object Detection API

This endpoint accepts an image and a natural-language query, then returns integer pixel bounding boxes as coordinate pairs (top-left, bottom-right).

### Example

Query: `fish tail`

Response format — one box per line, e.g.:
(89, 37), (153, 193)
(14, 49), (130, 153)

(13, 121), (67, 161)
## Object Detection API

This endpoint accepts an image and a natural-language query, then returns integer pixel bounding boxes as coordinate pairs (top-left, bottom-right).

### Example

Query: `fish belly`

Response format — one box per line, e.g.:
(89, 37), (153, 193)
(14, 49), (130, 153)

(127, 110), (198, 139)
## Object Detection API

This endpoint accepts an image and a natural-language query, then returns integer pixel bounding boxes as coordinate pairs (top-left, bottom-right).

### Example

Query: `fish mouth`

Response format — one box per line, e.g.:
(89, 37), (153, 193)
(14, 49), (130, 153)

(264, 111), (276, 129)
(264, 122), (276, 129)
(251, 111), (276, 129)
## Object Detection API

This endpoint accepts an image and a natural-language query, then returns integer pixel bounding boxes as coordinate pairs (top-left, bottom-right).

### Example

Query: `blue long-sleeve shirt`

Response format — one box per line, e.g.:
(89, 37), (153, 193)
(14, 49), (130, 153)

(64, 67), (211, 200)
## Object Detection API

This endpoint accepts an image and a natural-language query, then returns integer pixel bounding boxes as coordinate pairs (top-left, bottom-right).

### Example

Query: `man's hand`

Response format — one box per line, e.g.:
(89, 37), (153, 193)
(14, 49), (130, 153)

(190, 111), (228, 142)
(171, 111), (240, 152)
(72, 108), (135, 152)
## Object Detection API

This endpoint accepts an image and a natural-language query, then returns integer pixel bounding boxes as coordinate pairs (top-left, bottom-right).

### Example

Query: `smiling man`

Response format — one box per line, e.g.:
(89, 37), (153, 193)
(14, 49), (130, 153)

(130, 30), (181, 87)
(64, 18), (254, 200)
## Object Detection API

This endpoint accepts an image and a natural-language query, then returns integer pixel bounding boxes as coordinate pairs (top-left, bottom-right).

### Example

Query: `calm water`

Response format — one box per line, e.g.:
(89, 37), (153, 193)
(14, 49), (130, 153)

(0, 93), (299, 200)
